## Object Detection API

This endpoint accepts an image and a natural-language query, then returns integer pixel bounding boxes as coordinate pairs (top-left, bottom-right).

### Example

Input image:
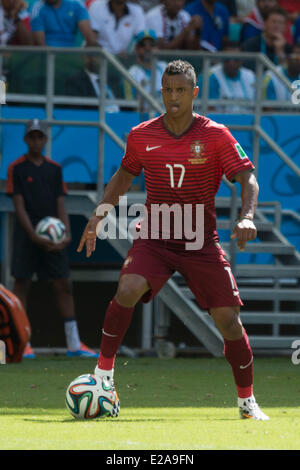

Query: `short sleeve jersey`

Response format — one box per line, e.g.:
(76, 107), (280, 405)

(31, 0), (89, 47)
(5, 156), (67, 226)
(121, 114), (254, 246)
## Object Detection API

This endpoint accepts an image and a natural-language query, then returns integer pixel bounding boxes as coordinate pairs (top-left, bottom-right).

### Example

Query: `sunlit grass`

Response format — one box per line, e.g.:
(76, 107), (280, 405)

(0, 356), (299, 450)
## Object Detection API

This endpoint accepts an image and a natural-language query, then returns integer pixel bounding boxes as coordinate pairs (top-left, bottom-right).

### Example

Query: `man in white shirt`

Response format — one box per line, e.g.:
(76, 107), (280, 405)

(88, 0), (146, 55)
(197, 41), (256, 113)
(146, 0), (203, 50)
(65, 52), (119, 112)
(263, 43), (300, 102)
(0, 0), (32, 45)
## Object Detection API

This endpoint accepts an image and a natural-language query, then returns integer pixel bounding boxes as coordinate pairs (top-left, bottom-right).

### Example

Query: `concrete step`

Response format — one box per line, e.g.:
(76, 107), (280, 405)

(180, 286), (300, 301)
(248, 336), (299, 348)
(240, 312), (300, 324)
(217, 220), (274, 231)
(239, 287), (300, 301)
(222, 242), (295, 255)
(236, 264), (300, 278)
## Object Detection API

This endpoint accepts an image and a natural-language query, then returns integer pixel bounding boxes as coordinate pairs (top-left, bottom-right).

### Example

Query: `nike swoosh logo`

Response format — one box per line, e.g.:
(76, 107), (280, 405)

(102, 329), (118, 338)
(146, 145), (162, 151)
(240, 356), (253, 369)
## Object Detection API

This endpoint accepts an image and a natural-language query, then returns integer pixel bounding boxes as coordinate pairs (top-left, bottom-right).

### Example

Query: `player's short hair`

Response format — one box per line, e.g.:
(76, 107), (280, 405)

(163, 60), (197, 88)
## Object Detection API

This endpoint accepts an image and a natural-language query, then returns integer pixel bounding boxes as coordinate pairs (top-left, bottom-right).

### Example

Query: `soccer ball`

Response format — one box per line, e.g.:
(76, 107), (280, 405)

(65, 374), (119, 419)
(35, 216), (66, 244)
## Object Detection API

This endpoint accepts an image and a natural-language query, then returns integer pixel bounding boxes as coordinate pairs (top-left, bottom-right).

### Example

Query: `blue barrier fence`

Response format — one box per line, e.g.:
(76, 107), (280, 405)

(1, 108), (299, 263)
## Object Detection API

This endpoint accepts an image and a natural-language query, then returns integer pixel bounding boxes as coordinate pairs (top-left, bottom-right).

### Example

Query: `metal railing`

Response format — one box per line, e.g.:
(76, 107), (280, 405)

(1, 47), (299, 187)
(0, 47), (299, 271)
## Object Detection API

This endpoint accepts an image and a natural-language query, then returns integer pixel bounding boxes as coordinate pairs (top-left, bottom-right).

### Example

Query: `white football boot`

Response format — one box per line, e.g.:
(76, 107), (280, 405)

(238, 396), (270, 420)
(94, 366), (120, 417)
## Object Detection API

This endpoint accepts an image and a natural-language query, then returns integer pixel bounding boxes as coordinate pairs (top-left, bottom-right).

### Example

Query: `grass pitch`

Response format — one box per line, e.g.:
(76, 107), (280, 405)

(0, 356), (299, 450)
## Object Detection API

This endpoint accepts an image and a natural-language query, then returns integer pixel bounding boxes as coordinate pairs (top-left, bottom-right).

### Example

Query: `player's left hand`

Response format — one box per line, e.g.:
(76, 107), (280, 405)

(230, 218), (257, 251)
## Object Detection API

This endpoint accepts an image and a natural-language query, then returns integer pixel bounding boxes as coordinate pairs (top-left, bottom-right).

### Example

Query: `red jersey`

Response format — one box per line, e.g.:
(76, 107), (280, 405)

(121, 114), (254, 247)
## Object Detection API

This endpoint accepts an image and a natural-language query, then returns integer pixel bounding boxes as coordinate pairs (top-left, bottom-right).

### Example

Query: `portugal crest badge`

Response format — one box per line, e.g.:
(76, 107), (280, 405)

(189, 141), (207, 164)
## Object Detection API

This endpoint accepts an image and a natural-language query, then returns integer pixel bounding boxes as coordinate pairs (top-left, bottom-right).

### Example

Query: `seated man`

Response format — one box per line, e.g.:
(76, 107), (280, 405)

(263, 43), (300, 101)
(240, 0), (278, 43)
(197, 41), (256, 112)
(146, 0), (203, 50)
(124, 30), (167, 112)
(185, 0), (230, 51)
(0, 0), (32, 45)
(88, 0), (146, 55)
(241, 7), (293, 69)
(31, 0), (98, 46)
(64, 51), (119, 113)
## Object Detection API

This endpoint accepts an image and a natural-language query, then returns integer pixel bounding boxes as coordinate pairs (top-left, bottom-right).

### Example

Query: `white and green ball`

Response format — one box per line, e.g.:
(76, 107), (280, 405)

(35, 216), (66, 244)
(65, 374), (117, 419)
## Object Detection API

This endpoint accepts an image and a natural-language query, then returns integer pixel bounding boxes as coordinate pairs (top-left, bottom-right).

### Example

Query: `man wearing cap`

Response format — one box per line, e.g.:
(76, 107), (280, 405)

(5, 119), (98, 358)
(124, 29), (167, 112)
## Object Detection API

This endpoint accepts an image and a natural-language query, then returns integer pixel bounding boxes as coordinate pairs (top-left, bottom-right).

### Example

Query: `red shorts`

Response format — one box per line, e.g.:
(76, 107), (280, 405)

(120, 239), (243, 310)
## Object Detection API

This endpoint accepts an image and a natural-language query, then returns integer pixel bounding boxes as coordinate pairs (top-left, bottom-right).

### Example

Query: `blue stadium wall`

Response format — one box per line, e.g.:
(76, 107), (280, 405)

(0, 107), (299, 259)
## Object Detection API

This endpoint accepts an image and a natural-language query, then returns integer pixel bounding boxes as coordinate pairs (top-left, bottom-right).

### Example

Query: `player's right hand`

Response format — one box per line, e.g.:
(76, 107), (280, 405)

(77, 215), (101, 258)
(31, 233), (56, 251)
(230, 218), (257, 251)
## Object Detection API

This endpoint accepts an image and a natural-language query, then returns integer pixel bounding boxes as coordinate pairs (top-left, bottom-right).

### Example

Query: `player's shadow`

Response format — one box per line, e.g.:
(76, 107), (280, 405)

(23, 416), (237, 424)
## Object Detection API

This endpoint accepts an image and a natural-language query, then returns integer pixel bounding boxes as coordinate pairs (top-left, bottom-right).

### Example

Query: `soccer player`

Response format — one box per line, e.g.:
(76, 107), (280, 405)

(77, 60), (269, 420)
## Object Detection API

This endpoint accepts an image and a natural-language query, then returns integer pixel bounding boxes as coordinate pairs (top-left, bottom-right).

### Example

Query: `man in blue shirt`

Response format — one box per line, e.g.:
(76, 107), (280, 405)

(185, 0), (229, 51)
(31, 0), (98, 46)
(197, 41), (256, 112)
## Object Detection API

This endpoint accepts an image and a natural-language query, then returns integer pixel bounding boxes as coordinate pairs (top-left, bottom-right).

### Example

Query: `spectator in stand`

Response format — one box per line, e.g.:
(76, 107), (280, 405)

(240, 0), (278, 43)
(129, 0), (160, 12)
(88, 0), (146, 55)
(218, 0), (237, 18)
(5, 119), (98, 359)
(31, 0), (98, 46)
(185, 0), (230, 51)
(124, 29), (167, 112)
(278, 0), (300, 23)
(263, 43), (300, 101)
(239, 0), (293, 44)
(235, 0), (255, 19)
(146, 0), (203, 51)
(295, 15), (300, 44)
(241, 7), (292, 69)
(64, 51), (119, 113)
(0, 0), (32, 45)
(85, 0), (104, 7)
(197, 40), (256, 112)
